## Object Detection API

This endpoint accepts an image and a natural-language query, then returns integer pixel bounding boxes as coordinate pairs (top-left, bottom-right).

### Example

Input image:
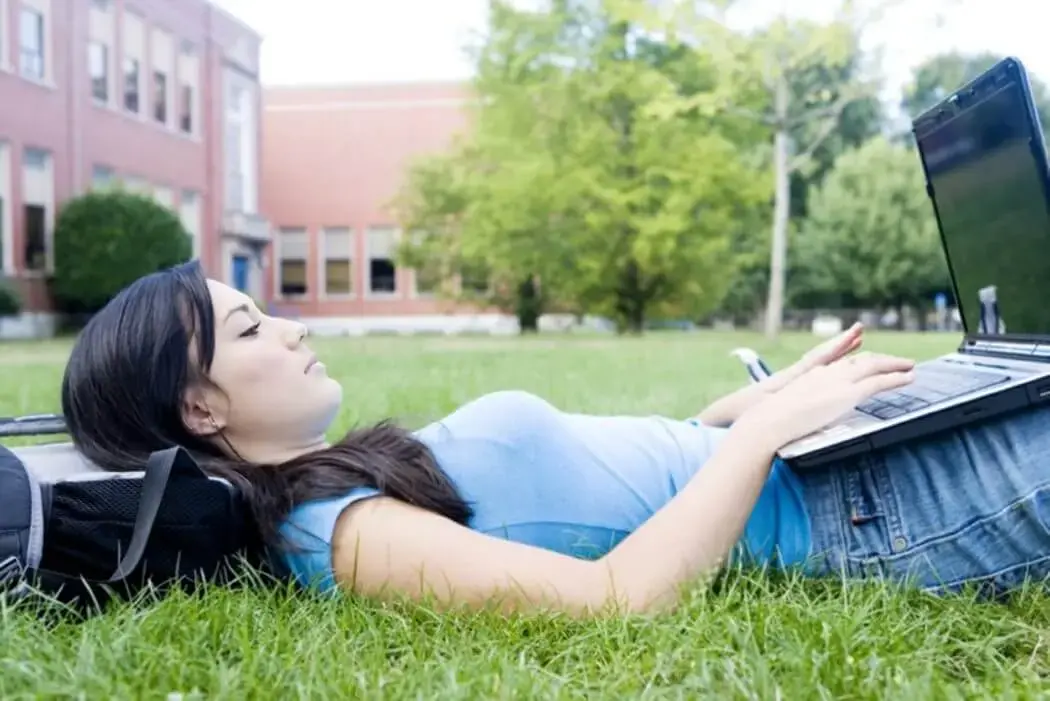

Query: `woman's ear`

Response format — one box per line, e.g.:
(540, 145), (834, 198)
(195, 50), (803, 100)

(181, 386), (226, 437)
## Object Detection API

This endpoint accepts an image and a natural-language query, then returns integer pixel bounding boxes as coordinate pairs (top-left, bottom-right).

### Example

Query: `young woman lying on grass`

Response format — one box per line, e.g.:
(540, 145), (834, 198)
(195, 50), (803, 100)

(61, 261), (1050, 617)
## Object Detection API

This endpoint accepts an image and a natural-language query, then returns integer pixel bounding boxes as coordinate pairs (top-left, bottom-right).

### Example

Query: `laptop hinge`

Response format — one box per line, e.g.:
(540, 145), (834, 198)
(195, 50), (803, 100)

(967, 339), (1049, 360)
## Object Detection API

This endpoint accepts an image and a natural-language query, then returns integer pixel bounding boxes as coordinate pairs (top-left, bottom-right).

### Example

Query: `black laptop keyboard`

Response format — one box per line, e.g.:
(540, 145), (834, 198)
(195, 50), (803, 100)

(855, 363), (1011, 420)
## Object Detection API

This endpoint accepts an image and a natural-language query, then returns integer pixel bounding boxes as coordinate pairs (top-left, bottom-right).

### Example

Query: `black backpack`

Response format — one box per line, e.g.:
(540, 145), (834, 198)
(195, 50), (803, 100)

(0, 414), (268, 608)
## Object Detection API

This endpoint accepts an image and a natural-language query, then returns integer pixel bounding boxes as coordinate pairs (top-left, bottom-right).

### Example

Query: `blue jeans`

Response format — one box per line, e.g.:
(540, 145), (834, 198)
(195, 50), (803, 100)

(798, 405), (1050, 594)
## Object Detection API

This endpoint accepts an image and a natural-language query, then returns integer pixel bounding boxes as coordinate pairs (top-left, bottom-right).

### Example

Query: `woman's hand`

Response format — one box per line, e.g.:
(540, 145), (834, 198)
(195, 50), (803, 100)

(695, 323), (865, 426)
(761, 322), (864, 393)
(734, 351), (916, 450)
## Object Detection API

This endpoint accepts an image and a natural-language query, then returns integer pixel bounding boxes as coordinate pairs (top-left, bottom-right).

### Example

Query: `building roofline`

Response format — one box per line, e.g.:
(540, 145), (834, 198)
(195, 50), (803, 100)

(207, 1), (264, 41)
(262, 78), (471, 91)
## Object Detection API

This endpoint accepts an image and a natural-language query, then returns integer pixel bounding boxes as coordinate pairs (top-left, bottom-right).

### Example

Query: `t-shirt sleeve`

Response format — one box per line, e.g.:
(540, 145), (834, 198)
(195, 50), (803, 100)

(278, 486), (383, 592)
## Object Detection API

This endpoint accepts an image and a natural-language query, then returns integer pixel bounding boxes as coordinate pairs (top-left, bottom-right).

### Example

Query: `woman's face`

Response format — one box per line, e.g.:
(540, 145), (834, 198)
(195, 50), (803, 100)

(184, 279), (343, 454)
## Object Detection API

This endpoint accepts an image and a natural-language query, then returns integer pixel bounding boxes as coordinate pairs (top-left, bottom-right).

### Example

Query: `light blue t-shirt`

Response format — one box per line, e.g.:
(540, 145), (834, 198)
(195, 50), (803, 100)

(279, 390), (811, 591)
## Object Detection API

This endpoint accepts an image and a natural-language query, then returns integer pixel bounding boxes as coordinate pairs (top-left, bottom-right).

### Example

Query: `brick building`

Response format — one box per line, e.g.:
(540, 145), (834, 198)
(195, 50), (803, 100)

(0, 0), (267, 337)
(262, 82), (510, 334)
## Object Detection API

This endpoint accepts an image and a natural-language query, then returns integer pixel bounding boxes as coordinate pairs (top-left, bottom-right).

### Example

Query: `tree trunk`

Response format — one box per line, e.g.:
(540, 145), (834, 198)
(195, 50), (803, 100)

(516, 275), (542, 334)
(764, 75), (791, 340)
(615, 260), (647, 335)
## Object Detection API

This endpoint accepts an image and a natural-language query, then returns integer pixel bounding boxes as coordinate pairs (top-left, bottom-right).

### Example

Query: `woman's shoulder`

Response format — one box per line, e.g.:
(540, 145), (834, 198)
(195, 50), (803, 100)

(278, 486), (382, 590)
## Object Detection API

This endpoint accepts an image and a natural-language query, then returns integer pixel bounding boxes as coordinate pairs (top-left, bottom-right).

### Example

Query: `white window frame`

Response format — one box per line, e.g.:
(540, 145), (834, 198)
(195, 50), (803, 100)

(0, 140), (12, 276)
(21, 146), (54, 275)
(319, 226), (354, 300)
(178, 189), (201, 258)
(18, 4), (47, 83)
(178, 41), (199, 136)
(88, 40), (109, 104)
(0, 0), (9, 74)
(152, 68), (169, 125)
(123, 55), (141, 114)
(91, 163), (115, 189)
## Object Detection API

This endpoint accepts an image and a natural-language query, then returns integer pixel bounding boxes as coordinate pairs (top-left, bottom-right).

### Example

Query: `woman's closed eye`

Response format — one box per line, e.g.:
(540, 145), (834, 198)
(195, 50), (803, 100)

(239, 321), (261, 338)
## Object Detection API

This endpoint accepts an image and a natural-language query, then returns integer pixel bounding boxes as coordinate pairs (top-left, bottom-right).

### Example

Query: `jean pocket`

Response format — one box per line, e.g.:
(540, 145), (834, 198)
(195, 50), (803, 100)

(842, 456), (904, 562)
(884, 484), (1050, 594)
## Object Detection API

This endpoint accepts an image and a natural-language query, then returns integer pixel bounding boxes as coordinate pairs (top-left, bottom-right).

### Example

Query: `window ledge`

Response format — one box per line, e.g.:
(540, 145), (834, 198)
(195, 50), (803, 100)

(19, 74), (56, 91)
(90, 100), (203, 142)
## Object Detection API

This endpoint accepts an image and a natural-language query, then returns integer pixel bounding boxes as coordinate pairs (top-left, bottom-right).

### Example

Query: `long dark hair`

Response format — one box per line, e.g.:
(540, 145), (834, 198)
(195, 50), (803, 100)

(60, 261), (472, 549)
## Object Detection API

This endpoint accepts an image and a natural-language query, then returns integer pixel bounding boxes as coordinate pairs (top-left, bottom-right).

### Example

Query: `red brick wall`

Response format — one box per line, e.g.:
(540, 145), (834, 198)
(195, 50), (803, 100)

(261, 82), (481, 317)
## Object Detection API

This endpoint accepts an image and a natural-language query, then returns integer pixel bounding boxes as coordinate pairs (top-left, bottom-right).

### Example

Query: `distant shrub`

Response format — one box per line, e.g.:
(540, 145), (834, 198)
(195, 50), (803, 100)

(51, 190), (193, 313)
(0, 278), (21, 317)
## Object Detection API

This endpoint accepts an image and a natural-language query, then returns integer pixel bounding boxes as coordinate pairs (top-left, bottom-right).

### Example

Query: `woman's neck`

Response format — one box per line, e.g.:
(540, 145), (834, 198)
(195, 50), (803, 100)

(226, 434), (329, 465)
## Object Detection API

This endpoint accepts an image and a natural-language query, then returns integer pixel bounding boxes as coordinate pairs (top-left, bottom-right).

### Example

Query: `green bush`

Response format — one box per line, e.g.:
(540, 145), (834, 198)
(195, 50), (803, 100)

(0, 278), (21, 317)
(51, 190), (193, 313)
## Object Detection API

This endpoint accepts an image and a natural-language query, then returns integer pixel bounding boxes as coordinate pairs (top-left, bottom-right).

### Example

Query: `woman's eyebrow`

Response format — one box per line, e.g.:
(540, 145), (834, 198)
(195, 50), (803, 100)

(222, 303), (251, 323)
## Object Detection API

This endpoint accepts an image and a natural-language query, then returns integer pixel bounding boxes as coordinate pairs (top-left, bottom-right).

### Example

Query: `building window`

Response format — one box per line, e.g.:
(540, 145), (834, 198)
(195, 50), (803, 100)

(23, 204), (45, 271)
(225, 84), (246, 212)
(89, 41), (108, 103)
(367, 227), (398, 295)
(19, 7), (44, 81)
(22, 146), (52, 273)
(322, 228), (352, 296)
(23, 148), (48, 170)
(0, 142), (10, 275)
(277, 228), (308, 297)
(408, 231), (440, 297)
(178, 190), (200, 257)
(0, 195), (6, 274)
(121, 175), (148, 194)
(123, 57), (140, 113)
(91, 164), (114, 189)
(178, 43), (199, 136)
(0, 2), (8, 73)
(0, 197), (5, 272)
(153, 185), (174, 209)
(180, 84), (193, 134)
(153, 71), (168, 124)
(413, 266), (441, 297)
(460, 260), (491, 295)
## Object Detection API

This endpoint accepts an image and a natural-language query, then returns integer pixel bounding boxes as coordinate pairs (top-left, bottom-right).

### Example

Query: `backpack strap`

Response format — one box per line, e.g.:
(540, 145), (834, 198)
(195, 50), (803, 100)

(21, 446), (210, 604)
(107, 446), (205, 583)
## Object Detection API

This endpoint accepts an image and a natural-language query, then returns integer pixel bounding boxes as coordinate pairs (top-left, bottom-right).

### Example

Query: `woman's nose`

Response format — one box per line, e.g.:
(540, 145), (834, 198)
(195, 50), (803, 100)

(282, 320), (308, 347)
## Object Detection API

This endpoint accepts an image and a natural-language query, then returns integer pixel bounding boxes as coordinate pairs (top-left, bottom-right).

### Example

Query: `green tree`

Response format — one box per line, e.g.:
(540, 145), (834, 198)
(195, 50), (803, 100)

(398, 0), (767, 333)
(707, 47), (885, 324)
(656, 1), (923, 337)
(52, 190), (193, 313)
(791, 137), (949, 321)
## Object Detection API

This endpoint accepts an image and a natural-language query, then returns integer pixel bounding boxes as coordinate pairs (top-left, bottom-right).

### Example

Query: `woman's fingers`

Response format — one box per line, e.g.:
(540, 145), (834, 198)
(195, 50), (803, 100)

(837, 352), (916, 380)
(855, 369), (917, 398)
(802, 323), (864, 367)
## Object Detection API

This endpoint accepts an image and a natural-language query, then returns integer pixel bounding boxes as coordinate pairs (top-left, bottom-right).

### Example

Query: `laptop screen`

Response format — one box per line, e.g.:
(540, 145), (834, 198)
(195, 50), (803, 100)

(916, 74), (1050, 338)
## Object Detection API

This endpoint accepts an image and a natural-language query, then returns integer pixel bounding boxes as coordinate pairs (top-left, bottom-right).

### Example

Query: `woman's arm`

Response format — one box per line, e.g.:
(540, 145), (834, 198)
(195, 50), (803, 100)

(331, 419), (777, 617)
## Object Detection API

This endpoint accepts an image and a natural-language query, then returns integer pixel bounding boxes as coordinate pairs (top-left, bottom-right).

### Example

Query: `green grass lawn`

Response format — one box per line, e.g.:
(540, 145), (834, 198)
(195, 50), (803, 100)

(2, 330), (1048, 699)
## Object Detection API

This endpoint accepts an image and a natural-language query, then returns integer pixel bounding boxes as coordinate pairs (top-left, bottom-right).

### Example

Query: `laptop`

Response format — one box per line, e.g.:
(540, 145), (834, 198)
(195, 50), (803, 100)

(780, 56), (1050, 470)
